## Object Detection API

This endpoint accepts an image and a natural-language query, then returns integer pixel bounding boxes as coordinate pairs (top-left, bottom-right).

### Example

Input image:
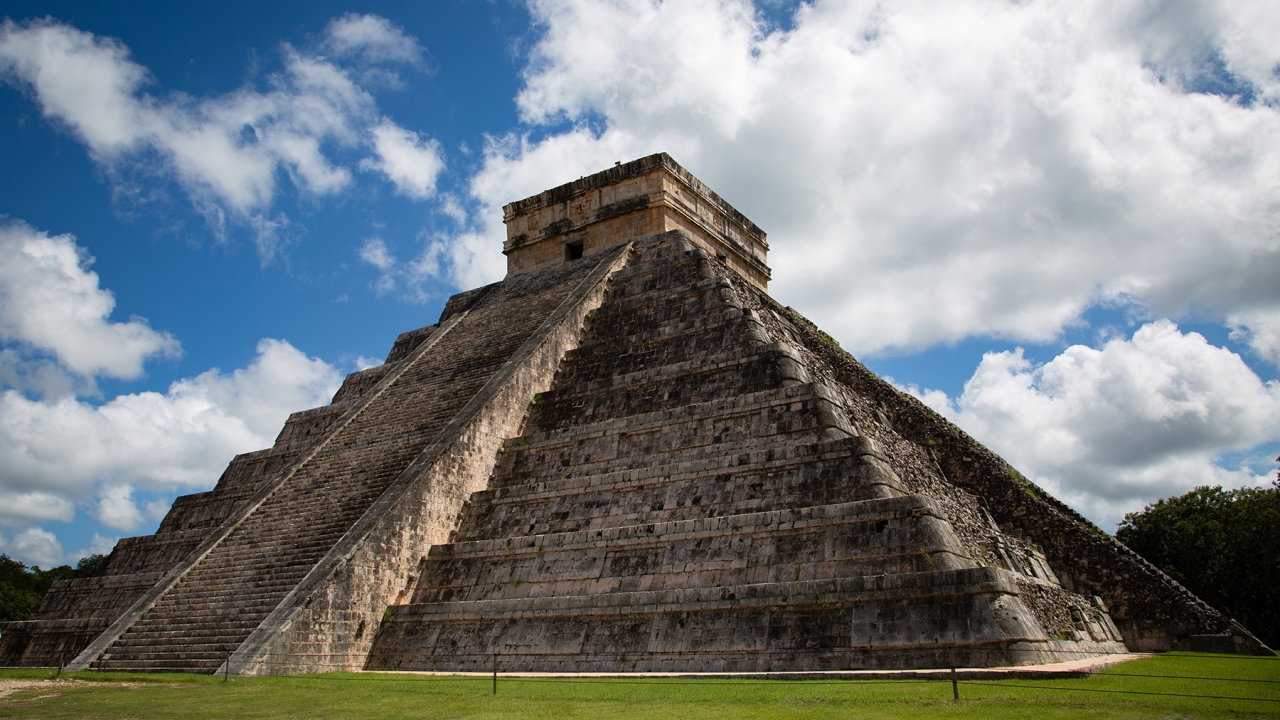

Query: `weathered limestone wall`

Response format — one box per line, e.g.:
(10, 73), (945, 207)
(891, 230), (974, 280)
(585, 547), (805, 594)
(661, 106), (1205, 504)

(502, 154), (770, 289)
(224, 242), (633, 676)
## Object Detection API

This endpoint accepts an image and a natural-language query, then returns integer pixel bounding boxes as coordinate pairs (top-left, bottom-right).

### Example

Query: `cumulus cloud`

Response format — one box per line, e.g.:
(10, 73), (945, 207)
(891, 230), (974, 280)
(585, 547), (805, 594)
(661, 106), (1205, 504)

(0, 221), (179, 391)
(0, 527), (66, 567)
(438, 0), (1280, 358)
(0, 217), (342, 548)
(910, 320), (1280, 527)
(93, 486), (170, 532)
(70, 532), (117, 562)
(0, 337), (341, 526)
(94, 484), (144, 531)
(0, 16), (443, 260)
(361, 121), (445, 199)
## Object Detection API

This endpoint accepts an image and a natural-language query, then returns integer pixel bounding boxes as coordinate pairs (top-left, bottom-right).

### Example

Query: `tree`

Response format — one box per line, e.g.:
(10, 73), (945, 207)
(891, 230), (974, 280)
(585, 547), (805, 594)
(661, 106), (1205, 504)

(0, 553), (112, 622)
(1117, 484), (1280, 649)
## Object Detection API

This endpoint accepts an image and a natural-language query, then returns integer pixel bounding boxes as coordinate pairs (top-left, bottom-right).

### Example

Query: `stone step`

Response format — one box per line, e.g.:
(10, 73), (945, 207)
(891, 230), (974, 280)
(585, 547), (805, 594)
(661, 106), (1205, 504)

(376, 566), (1066, 675)
(495, 384), (855, 485)
(579, 297), (737, 352)
(419, 496), (973, 604)
(107, 648), (237, 661)
(514, 383), (842, 450)
(456, 440), (905, 541)
(485, 432), (889, 504)
(114, 625), (261, 642)
(398, 567), (1021, 623)
(585, 273), (734, 328)
(170, 565), (316, 586)
(561, 310), (767, 380)
(146, 591), (294, 612)
(98, 658), (224, 673)
(190, 545), (335, 569)
(601, 248), (711, 298)
(526, 343), (807, 430)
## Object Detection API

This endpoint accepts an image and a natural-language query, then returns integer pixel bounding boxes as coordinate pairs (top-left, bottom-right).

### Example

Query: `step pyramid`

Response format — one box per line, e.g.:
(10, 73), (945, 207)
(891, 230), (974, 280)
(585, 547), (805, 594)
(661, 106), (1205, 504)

(2, 154), (1264, 674)
(365, 233), (1125, 672)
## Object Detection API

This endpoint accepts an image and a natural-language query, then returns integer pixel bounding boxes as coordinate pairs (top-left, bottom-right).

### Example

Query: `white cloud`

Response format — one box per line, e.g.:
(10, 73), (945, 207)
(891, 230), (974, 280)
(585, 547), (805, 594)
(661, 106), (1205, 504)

(361, 121), (445, 199)
(439, 0), (1280, 358)
(0, 217), (342, 527)
(0, 223), (345, 557)
(0, 221), (179, 390)
(359, 237), (395, 271)
(0, 16), (443, 261)
(1227, 308), (1280, 367)
(94, 484), (144, 531)
(910, 320), (1280, 528)
(357, 235), (448, 303)
(0, 337), (340, 527)
(1, 527), (65, 567)
(323, 13), (424, 66)
(69, 532), (117, 562)
(358, 237), (397, 296)
(0, 490), (74, 525)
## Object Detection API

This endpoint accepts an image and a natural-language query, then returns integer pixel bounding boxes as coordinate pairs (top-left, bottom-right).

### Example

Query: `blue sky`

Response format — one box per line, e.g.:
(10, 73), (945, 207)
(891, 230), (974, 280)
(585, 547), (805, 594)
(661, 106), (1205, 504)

(0, 0), (1278, 566)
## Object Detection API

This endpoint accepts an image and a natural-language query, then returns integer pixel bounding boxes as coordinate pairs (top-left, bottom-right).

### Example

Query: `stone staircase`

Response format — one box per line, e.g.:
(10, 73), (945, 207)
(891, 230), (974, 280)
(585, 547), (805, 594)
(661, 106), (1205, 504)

(0, 392), (339, 667)
(89, 255), (609, 673)
(368, 233), (1122, 672)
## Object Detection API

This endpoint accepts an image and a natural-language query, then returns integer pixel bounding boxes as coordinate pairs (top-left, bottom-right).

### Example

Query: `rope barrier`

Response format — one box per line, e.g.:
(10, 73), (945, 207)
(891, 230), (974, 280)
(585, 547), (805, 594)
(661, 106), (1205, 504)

(5, 658), (1278, 706)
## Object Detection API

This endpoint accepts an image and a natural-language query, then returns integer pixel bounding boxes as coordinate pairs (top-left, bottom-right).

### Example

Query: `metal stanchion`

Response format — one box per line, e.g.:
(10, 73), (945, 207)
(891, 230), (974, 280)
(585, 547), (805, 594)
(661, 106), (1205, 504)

(492, 653), (498, 695)
(225, 650), (231, 682)
(950, 649), (959, 701)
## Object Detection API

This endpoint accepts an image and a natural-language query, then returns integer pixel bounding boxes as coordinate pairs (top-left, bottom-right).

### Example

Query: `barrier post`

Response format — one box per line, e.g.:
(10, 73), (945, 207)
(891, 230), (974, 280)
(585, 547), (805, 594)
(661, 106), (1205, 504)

(492, 653), (498, 695)
(950, 649), (959, 701)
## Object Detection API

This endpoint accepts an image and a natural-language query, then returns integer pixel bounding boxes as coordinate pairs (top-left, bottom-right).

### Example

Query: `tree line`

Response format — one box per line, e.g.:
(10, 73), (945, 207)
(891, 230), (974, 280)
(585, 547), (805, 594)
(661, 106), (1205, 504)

(1116, 475), (1279, 650)
(0, 553), (108, 622)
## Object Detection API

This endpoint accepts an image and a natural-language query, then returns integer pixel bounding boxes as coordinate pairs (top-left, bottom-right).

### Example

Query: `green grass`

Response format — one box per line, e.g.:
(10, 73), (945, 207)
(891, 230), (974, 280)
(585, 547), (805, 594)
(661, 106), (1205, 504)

(0, 653), (1275, 719)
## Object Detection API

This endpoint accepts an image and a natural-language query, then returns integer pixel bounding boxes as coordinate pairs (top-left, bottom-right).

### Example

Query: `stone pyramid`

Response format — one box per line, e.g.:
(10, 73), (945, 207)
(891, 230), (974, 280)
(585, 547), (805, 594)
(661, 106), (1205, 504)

(0, 154), (1264, 675)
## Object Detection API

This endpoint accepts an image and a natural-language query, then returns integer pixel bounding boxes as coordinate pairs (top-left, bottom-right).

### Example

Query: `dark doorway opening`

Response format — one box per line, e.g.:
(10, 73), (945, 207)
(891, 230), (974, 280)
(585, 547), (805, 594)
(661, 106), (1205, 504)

(565, 241), (584, 261)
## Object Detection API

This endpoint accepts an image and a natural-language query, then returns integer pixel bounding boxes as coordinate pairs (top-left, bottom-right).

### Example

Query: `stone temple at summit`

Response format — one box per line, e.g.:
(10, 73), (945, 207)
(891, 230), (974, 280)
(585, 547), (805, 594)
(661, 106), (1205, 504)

(0, 154), (1269, 675)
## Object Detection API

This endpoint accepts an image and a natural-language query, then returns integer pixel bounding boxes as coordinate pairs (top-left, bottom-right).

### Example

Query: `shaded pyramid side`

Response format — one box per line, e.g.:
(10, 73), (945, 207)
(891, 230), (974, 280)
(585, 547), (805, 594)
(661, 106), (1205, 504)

(720, 254), (1269, 656)
(367, 232), (1127, 672)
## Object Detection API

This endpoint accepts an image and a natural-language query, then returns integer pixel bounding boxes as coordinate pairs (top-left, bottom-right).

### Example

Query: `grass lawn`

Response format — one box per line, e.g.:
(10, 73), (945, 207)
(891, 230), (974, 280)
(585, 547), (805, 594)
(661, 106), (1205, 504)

(0, 653), (1275, 719)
